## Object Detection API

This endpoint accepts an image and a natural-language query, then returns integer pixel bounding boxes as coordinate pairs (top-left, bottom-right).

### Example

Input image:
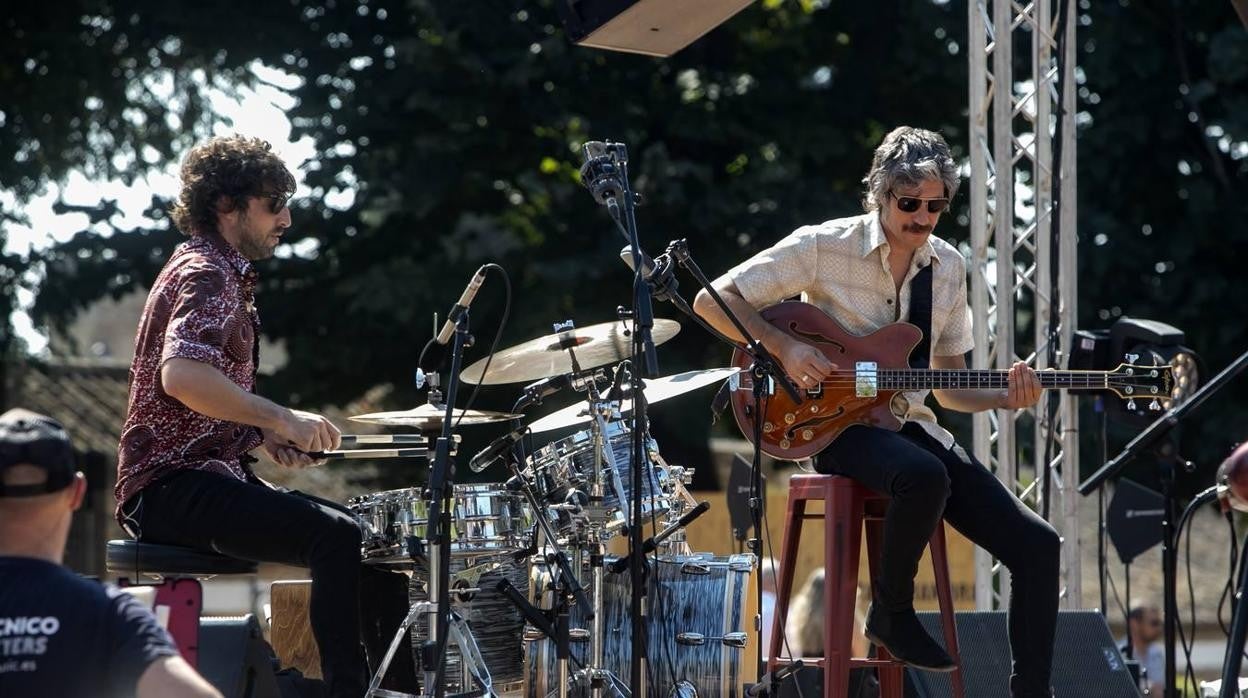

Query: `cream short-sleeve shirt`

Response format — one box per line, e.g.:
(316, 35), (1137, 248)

(727, 211), (974, 449)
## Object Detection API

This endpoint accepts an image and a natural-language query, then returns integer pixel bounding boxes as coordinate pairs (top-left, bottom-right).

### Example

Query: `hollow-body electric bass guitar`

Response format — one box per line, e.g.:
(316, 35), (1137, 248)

(728, 302), (1174, 460)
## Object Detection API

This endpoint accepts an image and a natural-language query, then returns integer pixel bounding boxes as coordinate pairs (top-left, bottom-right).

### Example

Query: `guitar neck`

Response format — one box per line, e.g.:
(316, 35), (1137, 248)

(878, 369), (1105, 391)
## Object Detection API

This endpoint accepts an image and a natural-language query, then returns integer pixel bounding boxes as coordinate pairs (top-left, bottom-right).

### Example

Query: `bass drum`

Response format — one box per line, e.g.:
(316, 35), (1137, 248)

(527, 552), (755, 698)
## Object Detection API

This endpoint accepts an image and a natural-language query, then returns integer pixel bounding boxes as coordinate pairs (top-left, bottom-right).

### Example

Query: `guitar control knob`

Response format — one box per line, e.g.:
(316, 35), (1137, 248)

(783, 413), (796, 425)
(779, 438), (791, 449)
(801, 429), (814, 441)
(763, 422), (774, 433)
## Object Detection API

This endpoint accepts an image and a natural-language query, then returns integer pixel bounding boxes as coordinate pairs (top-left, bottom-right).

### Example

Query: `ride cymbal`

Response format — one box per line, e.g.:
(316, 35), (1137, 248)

(460, 319), (681, 385)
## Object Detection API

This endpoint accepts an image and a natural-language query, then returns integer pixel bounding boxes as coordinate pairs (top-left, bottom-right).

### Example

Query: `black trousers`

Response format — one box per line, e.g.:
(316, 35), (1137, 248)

(816, 422), (1060, 691)
(122, 469), (416, 698)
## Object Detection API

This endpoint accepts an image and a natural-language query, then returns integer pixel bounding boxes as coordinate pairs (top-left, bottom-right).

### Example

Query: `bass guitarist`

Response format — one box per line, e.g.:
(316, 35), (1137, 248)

(692, 126), (1058, 698)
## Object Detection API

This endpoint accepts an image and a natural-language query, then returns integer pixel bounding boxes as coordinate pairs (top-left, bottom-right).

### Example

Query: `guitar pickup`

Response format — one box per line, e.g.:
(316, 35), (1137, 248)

(855, 362), (878, 397)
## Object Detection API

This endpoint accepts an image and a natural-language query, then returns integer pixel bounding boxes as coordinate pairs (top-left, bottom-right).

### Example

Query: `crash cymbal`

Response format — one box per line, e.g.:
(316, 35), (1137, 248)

(349, 404), (521, 428)
(527, 367), (741, 434)
(460, 319), (682, 385)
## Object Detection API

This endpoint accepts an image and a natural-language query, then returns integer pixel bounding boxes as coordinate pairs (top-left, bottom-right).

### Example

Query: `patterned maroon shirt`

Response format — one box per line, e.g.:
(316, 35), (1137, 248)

(115, 235), (265, 522)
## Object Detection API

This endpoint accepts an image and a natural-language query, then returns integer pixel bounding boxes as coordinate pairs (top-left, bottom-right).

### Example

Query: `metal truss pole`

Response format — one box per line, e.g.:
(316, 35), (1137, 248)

(967, 0), (1081, 611)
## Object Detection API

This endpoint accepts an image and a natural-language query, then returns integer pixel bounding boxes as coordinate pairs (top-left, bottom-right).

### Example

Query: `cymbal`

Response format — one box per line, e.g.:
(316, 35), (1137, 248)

(349, 404), (521, 428)
(527, 367), (741, 434)
(460, 319), (682, 385)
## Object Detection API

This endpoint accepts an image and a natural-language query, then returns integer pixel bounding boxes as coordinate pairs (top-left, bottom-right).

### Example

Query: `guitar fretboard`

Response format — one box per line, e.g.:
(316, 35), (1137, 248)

(874, 370), (1109, 391)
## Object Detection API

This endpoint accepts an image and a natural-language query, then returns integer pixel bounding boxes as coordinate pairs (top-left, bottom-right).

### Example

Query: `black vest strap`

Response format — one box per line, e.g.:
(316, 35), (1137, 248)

(907, 263), (934, 369)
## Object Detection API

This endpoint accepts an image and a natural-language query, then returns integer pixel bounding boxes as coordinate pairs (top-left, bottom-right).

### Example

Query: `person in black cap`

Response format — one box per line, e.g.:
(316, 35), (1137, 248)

(0, 408), (221, 698)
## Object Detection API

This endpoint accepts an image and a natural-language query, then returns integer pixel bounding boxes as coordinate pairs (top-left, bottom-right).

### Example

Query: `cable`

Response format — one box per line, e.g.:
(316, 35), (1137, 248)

(1174, 485), (1222, 689)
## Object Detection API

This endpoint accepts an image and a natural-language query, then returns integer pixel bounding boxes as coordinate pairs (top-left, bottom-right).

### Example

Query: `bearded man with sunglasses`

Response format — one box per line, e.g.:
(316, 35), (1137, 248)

(693, 126), (1059, 697)
(115, 135), (415, 697)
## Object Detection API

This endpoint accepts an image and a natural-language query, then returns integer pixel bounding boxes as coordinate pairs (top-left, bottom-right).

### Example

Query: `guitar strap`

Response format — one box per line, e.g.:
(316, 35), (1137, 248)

(907, 262), (934, 369)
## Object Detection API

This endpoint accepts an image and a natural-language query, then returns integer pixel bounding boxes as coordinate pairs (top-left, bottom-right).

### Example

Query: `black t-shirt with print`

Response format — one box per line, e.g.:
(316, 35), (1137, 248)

(0, 556), (179, 697)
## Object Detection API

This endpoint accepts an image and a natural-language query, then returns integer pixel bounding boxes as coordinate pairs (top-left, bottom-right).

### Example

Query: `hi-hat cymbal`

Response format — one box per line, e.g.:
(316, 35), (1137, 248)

(349, 404), (521, 429)
(527, 367), (741, 434)
(460, 319), (681, 385)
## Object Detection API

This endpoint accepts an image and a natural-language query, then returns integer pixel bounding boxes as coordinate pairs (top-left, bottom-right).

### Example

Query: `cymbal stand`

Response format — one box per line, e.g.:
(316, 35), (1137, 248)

(496, 387), (593, 698)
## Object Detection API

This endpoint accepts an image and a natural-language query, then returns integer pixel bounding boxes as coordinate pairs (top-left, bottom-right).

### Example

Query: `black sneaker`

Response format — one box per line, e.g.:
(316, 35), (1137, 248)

(864, 603), (957, 673)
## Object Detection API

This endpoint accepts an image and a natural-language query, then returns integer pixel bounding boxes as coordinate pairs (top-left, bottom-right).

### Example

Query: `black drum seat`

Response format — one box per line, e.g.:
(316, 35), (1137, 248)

(106, 539), (258, 577)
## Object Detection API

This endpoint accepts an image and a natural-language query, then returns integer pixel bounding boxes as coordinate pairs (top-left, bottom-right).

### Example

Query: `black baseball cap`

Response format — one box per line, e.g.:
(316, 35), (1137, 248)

(0, 408), (77, 497)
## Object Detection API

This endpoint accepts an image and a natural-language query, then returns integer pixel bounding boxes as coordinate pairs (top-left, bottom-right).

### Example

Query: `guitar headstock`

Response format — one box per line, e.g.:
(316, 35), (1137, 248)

(1105, 361), (1176, 412)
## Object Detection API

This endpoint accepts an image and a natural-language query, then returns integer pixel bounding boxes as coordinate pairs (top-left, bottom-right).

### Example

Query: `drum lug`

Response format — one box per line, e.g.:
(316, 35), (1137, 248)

(679, 562), (711, 575)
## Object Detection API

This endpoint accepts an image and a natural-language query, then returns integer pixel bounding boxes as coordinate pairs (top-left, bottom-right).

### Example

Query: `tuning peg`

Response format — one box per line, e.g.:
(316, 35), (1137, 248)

(1125, 352), (1140, 363)
(1149, 399), (1162, 411)
(1126, 399), (1137, 411)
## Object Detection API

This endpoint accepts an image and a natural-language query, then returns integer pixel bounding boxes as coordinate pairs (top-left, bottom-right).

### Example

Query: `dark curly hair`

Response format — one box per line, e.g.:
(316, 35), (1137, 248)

(169, 135), (296, 237)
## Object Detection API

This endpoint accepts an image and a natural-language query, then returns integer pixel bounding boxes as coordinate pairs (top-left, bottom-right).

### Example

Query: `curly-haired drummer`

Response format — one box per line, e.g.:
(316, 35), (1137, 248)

(115, 135), (413, 696)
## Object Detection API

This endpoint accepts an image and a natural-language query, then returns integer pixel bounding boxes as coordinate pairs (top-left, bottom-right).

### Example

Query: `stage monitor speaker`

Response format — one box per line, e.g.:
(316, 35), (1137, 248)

(198, 614), (282, 698)
(909, 611), (1139, 697)
(555, 0), (755, 57)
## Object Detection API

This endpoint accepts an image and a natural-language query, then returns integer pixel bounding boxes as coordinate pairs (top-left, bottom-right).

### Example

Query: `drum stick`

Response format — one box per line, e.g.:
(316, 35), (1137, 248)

(308, 448), (429, 460)
(340, 434), (428, 446)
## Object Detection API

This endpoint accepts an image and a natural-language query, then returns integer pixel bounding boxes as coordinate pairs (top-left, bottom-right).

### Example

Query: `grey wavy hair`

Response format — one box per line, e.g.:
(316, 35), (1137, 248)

(861, 126), (960, 211)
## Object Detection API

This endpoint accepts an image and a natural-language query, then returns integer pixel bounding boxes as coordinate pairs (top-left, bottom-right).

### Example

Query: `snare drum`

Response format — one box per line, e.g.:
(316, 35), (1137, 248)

(349, 484), (531, 563)
(527, 421), (672, 530)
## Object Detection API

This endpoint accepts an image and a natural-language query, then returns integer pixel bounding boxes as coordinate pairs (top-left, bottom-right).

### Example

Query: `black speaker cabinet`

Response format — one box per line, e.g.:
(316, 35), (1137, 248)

(555, 0), (755, 56)
(909, 611), (1140, 698)
(198, 614), (282, 698)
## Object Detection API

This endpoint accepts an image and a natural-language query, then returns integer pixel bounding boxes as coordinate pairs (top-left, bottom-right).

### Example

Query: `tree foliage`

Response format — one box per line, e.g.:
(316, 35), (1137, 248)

(7, 0), (1247, 489)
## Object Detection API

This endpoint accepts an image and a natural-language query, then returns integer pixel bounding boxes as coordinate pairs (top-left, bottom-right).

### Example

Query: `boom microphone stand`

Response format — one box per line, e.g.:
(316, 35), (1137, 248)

(418, 309), (473, 697)
(662, 239), (802, 693)
(1079, 346), (1248, 698)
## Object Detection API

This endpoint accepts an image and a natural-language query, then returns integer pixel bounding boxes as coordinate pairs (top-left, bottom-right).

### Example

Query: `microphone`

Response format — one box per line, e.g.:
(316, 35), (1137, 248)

(619, 246), (680, 303)
(608, 501), (710, 573)
(515, 375), (570, 411)
(435, 265), (489, 344)
(579, 141), (623, 215)
(468, 428), (525, 473)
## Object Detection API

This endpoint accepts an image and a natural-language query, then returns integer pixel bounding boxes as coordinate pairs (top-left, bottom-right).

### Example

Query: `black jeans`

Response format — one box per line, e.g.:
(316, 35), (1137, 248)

(816, 423), (1060, 691)
(122, 469), (415, 698)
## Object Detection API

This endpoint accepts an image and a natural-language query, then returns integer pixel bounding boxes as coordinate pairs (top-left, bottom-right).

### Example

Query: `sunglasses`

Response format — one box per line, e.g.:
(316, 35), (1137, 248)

(257, 191), (291, 215)
(891, 191), (950, 214)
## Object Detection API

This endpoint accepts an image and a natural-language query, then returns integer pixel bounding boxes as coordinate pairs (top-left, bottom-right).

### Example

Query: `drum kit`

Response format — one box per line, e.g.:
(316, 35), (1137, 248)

(344, 318), (753, 698)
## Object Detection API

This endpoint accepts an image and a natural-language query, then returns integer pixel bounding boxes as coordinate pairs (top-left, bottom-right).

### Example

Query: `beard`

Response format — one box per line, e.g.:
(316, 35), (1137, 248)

(235, 222), (279, 260)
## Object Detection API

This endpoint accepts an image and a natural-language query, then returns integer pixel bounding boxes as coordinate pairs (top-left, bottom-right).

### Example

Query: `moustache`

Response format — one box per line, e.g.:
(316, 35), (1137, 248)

(904, 224), (933, 235)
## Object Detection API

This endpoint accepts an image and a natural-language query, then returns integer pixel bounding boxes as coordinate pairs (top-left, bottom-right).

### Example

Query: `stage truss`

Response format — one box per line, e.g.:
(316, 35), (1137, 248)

(967, 0), (1081, 610)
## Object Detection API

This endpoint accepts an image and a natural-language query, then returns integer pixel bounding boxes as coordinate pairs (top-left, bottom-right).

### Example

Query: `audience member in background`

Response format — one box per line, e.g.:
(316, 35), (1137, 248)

(0, 408), (221, 698)
(785, 567), (870, 658)
(784, 567), (877, 696)
(1121, 599), (1164, 692)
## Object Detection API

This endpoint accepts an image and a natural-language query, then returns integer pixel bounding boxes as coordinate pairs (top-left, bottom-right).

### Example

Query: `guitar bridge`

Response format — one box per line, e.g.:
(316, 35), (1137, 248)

(855, 362), (878, 397)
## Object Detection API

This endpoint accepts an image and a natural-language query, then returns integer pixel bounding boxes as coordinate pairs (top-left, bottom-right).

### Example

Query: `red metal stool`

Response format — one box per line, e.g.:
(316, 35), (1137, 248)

(767, 473), (965, 698)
